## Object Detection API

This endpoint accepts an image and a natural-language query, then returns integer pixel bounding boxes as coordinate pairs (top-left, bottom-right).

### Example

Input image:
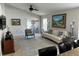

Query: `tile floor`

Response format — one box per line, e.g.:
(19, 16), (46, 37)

(4, 33), (57, 56)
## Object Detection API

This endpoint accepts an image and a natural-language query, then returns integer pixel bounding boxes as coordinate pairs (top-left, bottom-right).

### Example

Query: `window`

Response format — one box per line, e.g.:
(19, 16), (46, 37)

(26, 20), (32, 29)
(42, 18), (48, 32)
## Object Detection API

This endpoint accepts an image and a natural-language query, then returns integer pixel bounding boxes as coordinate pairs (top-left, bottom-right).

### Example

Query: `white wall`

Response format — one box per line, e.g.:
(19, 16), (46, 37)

(0, 3), (5, 16)
(41, 8), (79, 39)
(0, 4), (3, 15)
(5, 4), (40, 36)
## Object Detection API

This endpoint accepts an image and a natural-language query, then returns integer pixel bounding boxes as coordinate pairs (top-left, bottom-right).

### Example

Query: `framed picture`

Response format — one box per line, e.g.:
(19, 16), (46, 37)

(11, 19), (21, 25)
(52, 14), (66, 28)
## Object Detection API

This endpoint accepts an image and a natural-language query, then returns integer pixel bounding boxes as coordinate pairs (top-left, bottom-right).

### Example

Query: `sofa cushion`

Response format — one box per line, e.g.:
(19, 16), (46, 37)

(53, 30), (59, 36)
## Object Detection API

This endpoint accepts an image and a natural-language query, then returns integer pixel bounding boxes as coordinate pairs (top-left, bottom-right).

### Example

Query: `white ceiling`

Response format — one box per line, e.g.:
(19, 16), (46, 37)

(7, 3), (79, 16)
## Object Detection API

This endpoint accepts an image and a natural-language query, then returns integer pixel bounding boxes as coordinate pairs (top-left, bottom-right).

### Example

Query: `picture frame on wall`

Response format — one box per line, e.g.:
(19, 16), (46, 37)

(52, 13), (66, 28)
(11, 19), (21, 26)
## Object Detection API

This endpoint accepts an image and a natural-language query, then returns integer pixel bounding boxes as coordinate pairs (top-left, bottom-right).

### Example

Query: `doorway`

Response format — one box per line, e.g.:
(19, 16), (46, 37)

(26, 19), (40, 34)
(32, 20), (40, 33)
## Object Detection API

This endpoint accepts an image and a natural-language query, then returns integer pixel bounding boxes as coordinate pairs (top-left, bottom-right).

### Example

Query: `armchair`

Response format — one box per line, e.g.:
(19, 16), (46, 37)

(25, 29), (35, 39)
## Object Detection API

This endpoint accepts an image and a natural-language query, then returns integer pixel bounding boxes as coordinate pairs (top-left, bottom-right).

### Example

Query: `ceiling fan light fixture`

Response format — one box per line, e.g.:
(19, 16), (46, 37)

(29, 5), (39, 11)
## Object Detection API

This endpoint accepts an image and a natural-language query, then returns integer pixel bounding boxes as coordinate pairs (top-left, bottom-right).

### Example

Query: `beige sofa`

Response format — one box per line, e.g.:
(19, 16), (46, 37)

(42, 33), (63, 44)
(42, 30), (69, 44)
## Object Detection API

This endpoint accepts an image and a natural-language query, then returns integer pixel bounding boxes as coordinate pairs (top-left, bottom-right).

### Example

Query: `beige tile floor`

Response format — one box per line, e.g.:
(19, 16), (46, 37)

(4, 33), (57, 56)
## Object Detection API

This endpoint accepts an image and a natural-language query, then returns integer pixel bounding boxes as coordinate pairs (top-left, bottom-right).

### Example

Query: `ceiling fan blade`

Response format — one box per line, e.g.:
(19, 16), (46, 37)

(33, 9), (39, 11)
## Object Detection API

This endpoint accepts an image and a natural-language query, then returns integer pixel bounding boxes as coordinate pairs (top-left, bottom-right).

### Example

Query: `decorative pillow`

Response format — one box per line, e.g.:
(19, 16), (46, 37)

(63, 31), (69, 37)
(58, 31), (63, 37)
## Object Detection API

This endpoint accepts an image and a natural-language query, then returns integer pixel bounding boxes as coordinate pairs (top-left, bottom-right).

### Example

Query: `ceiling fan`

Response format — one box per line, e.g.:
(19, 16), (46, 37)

(29, 5), (39, 11)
